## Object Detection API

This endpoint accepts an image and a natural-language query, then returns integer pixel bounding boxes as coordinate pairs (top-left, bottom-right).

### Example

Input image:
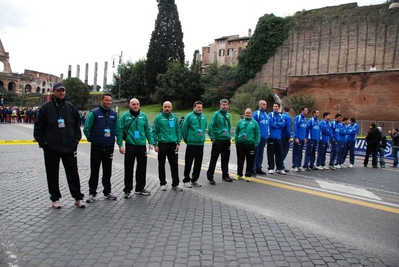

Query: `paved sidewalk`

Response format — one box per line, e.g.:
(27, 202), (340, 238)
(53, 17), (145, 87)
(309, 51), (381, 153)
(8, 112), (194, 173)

(0, 144), (397, 267)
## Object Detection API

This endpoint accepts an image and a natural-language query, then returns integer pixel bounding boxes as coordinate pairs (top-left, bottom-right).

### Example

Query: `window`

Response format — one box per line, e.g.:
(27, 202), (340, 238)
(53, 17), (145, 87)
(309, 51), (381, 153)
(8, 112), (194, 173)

(219, 49), (225, 57)
(238, 47), (242, 54)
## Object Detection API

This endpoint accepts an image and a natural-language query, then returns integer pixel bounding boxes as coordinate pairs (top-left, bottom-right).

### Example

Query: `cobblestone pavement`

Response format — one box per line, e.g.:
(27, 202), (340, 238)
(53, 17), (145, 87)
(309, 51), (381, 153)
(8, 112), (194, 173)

(0, 143), (397, 267)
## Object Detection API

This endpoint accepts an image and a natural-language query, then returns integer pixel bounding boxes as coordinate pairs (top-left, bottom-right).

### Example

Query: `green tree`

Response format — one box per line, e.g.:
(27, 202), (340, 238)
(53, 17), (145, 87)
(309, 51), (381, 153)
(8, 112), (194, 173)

(152, 58), (203, 109)
(201, 63), (237, 108)
(236, 14), (290, 85)
(63, 77), (90, 109)
(145, 0), (185, 97)
(111, 60), (148, 102)
(230, 83), (274, 115)
(283, 94), (315, 115)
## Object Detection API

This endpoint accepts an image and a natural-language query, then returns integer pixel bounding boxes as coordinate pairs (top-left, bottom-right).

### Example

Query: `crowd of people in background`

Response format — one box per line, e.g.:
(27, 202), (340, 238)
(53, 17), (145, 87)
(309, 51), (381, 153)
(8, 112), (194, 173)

(30, 83), (398, 209)
(0, 106), (39, 124)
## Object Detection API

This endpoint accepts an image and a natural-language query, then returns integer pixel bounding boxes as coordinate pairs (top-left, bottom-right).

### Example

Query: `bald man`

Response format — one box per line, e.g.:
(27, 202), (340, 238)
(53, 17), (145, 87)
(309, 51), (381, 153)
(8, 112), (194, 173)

(152, 101), (183, 191)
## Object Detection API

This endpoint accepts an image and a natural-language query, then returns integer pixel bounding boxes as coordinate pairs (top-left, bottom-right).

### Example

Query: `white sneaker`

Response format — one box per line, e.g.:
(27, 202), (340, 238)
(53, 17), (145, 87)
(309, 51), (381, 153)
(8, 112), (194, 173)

(349, 164), (354, 168)
(191, 181), (202, 187)
(315, 166), (324, 171)
(160, 185), (167, 191)
(277, 170), (286, 175)
(268, 169), (274, 174)
(323, 166), (329, 170)
(86, 195), (96, 203)
(335, 165), (342, 169)
(341, 164), (347, 169)
(183, 182), (192, 188)
(75, 200), (86, 208)
(298, 167), (305, 172)
(293, 167), (299, 172)
(172, 185), (183, 191)
(52, 201), (62, 209)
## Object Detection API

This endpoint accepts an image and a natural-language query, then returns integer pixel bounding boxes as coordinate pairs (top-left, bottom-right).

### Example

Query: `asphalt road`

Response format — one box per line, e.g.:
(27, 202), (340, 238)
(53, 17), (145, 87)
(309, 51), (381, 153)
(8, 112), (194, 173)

(2, 123), (399, 264)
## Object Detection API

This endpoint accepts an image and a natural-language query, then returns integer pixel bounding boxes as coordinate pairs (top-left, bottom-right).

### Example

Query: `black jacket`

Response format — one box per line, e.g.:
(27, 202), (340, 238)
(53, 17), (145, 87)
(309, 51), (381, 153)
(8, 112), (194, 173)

(34, 96), (81, 153)
(365, 127), (381, 146)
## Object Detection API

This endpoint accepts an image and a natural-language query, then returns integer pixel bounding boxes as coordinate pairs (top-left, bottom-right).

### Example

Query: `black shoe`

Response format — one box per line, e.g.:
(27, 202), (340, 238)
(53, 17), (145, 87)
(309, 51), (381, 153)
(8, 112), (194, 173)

(222, 177), (233, 182)
(284, 169), (290, 172)
(372, 166), (378, 168)
(208, 179), (216, 185)
(304, 167), (311, 171)
(256, 170), (267, 175)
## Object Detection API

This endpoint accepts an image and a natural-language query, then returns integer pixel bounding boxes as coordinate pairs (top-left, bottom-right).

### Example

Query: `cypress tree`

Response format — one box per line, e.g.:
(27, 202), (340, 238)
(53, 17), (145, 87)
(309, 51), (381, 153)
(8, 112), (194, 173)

(145, 0), (185, 97)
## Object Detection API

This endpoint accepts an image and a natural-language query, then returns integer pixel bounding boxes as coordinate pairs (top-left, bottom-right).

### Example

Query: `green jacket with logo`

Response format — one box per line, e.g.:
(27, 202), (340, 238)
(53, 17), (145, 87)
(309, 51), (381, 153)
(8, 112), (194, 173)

(208, 109), (231, 141)
(181, 110), (207, 146)
(117, 111), (153, 147)
(152, 111), (180, 146)
(234, 117), (260, 146)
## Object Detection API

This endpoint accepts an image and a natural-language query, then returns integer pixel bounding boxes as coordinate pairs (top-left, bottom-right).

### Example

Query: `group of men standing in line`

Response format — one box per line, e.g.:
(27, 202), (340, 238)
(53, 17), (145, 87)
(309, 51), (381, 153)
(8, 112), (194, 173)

(33, 83), (399, 209)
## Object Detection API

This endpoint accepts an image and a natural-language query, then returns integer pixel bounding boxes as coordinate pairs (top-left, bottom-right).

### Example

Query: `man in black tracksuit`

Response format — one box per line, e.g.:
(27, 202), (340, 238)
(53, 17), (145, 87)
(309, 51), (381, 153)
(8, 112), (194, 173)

(34, 82), (85, 209)
(363, 123), (381, 168)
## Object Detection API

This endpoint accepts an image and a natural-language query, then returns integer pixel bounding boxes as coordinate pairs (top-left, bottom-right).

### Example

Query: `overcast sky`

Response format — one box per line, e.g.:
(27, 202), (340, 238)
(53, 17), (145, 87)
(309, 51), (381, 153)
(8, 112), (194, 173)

(0, 0), (386, 88)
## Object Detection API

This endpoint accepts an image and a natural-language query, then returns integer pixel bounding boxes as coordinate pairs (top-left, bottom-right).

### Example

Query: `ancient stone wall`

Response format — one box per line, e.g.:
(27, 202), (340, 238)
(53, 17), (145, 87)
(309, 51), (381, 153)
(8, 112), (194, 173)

(251, 3), (399, 90)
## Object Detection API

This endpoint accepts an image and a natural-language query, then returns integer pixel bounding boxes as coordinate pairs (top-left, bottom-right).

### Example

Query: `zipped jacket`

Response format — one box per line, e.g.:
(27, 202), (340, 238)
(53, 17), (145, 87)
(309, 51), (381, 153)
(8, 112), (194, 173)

(252, 109), (269, 139)
(34, 96), (81, 153)
(306, 116), (321, 141)
(268, 111), (285, 140)
(152, 111), (180, 146)
(293, 113), (307, 140)
(118, 110), (153, 147)
(181, 110), (207, 146)
(208, 109), (231, 141)
(319, 119), (333, 143)
(234, 117), (260, 146)
(347, 123), (359, 142)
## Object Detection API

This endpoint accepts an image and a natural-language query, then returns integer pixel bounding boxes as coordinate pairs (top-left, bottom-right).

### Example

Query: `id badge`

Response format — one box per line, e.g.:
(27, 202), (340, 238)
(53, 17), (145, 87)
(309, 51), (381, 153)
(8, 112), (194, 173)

(134, 130), (140, 138)
(242, 133), (247, 139)
(104, 128), (111, 137)
(58, 119), (65, 128)
(169, 120), (175, 128)
(222, 128), (227, 134)
(198, 129), (202, 136)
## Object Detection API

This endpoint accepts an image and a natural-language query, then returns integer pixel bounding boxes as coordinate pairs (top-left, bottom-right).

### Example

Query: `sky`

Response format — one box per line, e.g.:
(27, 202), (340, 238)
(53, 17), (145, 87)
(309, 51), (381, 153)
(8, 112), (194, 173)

(0, 0), (386, 88)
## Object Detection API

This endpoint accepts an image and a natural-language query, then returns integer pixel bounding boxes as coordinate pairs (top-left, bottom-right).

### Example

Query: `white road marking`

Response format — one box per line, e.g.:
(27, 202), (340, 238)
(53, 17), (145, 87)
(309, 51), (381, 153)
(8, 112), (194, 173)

(316, 180), (382, 200)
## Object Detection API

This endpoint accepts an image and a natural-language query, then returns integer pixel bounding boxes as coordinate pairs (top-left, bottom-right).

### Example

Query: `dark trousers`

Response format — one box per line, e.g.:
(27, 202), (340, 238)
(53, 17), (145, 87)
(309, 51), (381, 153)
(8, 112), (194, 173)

(281, 138), (290, 169)
(292, 140), (305, 168)
(158, 142), (180, 187)
(43, 147), (84, 202)
(207, 139), (231, 180)
(124, 143), (148, 193)
(183, 145), (204, 183)
(316, 141), (328, 166)
(348, 141), (356, 165)
(329, 140), (338, 166)
(267, 138), (283, 171)
(88, 145), (114, 196)
(304, 139), (317, 168)
(236, 143), (255, 177)
(363, 143), (378, 167)
(253, 138), (267, 171)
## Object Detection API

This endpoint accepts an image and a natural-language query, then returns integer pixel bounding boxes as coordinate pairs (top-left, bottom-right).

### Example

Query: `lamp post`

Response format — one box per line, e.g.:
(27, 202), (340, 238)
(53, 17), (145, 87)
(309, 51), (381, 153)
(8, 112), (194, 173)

(111, 51), (132, 101)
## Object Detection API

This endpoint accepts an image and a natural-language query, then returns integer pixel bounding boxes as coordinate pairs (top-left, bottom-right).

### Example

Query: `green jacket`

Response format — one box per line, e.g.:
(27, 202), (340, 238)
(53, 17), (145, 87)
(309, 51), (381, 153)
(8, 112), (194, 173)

(152, 111), (180, 146)
(181, 110), (207, 146)
(208, 109), (231, 141)
(234, 117), (260, 146)
(117, 111), (153, 147)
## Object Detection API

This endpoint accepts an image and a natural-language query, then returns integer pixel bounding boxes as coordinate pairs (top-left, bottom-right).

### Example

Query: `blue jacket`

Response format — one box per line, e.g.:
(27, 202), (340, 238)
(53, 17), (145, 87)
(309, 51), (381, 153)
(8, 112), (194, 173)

(83, 105), (119, 147)
(293, 114), (307, 140)
(252, 109), (269, 139)
(330, 120), (340, 141)
(337, 123), (348, 142)
(281, 112), (292, 139)
(347, 123), (359, 142)
(268, 111), (285, 140)
(306, 116), (321, 141)
(319, 119), (333, 143)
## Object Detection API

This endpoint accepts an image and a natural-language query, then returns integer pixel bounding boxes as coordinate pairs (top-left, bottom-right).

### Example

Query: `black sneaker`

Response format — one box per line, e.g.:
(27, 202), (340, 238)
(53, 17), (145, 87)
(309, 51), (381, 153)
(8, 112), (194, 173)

(256, 170), (267, 175)
(208, 179), (216, 185)
(222, 176), (233, 182)
(124, 192), (132, 199)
